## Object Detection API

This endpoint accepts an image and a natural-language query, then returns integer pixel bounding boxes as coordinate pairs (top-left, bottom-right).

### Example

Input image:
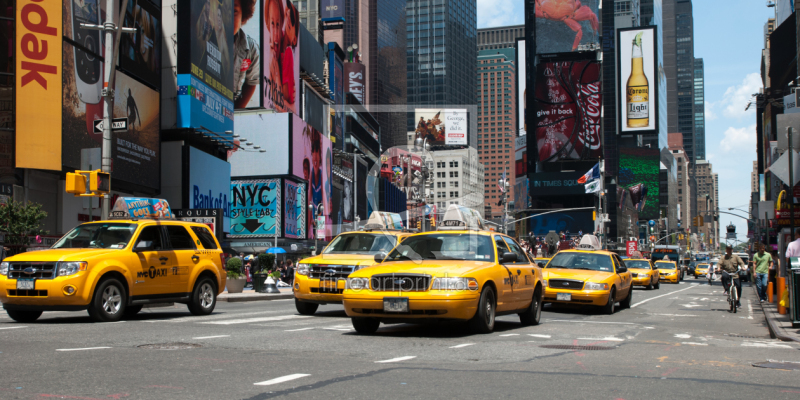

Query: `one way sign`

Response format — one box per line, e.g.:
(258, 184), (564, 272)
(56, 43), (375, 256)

(94, 118), (128, 133)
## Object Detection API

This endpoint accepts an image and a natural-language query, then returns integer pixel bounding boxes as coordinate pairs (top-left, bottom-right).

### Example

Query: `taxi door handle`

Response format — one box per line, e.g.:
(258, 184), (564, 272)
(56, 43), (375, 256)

(191, 255), (200, 262)
(159, 257), (168, 261)
(517, 270), (521, 275)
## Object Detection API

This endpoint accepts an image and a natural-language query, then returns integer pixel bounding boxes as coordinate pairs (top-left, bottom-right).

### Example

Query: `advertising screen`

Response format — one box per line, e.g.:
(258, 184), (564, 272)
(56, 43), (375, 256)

(527, 211), (594, 236)
(176, 0), (235, 133)
(344, 62), (365, 104)
(529, 171), (586, 196)
(262, 0), (300, 114)
(188, 147), (231, 232)
(618, 147), (660, 220)
(516, 38), (526, 137)
(329, 45), (344, 145)
(414, 109), (468, 146)
(514, 178), (530, 212)
(284, 179), (307, 239)
(235, 0), (262, 109)
(230, 179), (281, 238)
(618, 27), (658, 134)
(321, 0), (344, 21)
(230, 112), (290, 176)
(533, 60), (601, 164)
(515, 136), (527, 178)
(534, 0), (599, 54)
(292, 115), (331, 239)
(119, 0), (161, 89)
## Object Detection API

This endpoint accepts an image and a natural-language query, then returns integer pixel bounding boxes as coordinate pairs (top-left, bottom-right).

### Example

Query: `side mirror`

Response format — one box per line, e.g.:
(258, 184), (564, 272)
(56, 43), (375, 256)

(501, 252), (518, 264)
(135, 241), (154, 251)
(617, 266), (627, 273)
(537, 262), (545, 268)
(374, 253), (387, 263)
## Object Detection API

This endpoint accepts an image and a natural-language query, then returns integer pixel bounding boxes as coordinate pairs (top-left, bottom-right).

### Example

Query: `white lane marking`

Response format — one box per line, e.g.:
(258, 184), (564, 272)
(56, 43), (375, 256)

(548, 320), (635, 325)
(682, 342), (708, 346)
(202, 315), (311, 325)
(528, 334), (551, 338)
(577, 337), (624, 342)
(56, 347), (112, 352)
(741, 342), (793, 349)
(649, 314), (698, 317)
(192, 335), (230, 339)
(375, 356), (416, 363)
(285, 327), (314, 332)
(747, 301), (754, 320)
(254, 374), (311, 386)
(449, 343), (475, 349)
(631, 284), (698, 308)
(499, 334), (520, 337)
(0, 326), (27, 330)
(674, 334), (691, 339)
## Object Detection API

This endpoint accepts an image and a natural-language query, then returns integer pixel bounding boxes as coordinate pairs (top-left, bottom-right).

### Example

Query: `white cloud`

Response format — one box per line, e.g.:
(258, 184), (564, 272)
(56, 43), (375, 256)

(719, 73), (762, 120)
(719, 124), (757, 153)
(477, 0), (519, 28)
(705, 101), (717, 121)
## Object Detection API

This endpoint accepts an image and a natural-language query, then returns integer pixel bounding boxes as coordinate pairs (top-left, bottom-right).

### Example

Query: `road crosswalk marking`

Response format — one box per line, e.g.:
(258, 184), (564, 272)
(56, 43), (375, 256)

(254, 374), (311, 386)
(202, 315), (311, 325)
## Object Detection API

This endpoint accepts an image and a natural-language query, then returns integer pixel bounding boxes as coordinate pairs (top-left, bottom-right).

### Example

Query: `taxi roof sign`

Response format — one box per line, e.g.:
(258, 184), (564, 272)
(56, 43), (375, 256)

(438, 205), (486, 231)
(110, 198), (174, 219)
(364, 211), (405, 231)
(576, 235), (602, 251)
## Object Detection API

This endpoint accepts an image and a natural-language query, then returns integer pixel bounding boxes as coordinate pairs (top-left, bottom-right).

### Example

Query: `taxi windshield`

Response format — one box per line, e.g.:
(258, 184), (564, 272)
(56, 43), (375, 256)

(386, 234), (494, 262)
(323, 233), (398, 255)
(53, 223), (138, 249)
(656, 262), (677, 270)
(546, 252), (613, 272)
(626, 260), (651, 269)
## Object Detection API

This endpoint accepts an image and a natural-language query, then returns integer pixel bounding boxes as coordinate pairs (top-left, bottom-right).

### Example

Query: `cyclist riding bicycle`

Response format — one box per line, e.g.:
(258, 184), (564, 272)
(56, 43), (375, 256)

(719, 246), (745, 308)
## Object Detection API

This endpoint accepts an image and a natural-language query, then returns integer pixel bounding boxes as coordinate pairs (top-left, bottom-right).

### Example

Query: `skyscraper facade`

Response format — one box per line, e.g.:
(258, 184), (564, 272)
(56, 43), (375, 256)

(664, 0), (696, 161)
(477, 25), (525, 51)
(294, 0), (324, 44)
(694, 57), (705, 160)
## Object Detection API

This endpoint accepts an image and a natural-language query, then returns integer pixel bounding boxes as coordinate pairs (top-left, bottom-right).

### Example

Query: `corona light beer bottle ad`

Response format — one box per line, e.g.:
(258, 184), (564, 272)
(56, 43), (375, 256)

(618, 27), (658, 133)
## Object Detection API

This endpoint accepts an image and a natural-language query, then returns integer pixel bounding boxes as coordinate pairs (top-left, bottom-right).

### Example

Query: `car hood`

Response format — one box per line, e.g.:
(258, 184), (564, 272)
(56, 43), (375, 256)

(544, 268), (616, 282)
(349, 260), (495, 278)
(628, 268), (653, 273)
(4, 249), (125, 263)
(298, 254), (376, 266)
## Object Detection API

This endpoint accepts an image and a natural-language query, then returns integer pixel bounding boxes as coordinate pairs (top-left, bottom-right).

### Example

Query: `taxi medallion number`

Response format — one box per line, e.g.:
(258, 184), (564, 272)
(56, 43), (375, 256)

(16, 278), (35, 290)
(556, 293), (571, 301)
(383, 297), (409, 313)
(320, 279), (339, 292)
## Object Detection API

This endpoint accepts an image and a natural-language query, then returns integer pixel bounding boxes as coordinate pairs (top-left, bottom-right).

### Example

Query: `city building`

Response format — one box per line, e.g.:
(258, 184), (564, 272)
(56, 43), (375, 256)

(477, 25), (525, 51)
(640, 0), (654, 25)
(693, 58), (705, 161)
(695, 160), (718, 249)
(431, 147), (485, 217)
(476, 48), (517, 220)
(663, 0), (696, 161)
(293, 0), (324, 44)
(405, 0), (478, 147)
(668, 133), (692, 229)
(614, 0), (641, 28)
(751, 161), (758, 194)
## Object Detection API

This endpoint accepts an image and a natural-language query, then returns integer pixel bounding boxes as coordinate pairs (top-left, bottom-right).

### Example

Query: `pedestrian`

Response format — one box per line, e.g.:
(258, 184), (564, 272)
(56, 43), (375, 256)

(286, 259), (295, 287)
(769, 249), (779, 294)
(752, 243), (772, 302)
(784, 228), (800, 277)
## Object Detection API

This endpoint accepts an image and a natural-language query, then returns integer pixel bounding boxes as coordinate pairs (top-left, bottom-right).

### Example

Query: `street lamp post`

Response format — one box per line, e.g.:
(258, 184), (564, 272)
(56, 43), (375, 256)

(414, 138), (432, 232)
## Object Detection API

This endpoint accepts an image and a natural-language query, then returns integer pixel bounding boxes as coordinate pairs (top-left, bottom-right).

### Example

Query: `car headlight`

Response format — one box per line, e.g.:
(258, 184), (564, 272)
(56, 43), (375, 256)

(58, 262), (87, 277)
(0, 262), (8, 276)
(431, 277), (478, 291)
(584, 282), (609, 291)
(296, 264), (310, 276)
(346, 277), (370, 290)
(542, 279), (548, 287)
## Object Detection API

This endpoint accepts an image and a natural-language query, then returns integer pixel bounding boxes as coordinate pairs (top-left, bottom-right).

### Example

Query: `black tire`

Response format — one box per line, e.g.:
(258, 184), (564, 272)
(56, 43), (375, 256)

(295, 299), (319, 315)
(188, 277), (217, 316)
(124, 305), (143, 317)
(519, 287), (543, 326)
(601, 288), (616, 315)
(646, 279), (653, 290)
(87, 278), (127, 322)
(654, 280), (660, 290)
(6, 309), (42, 323)
(620, 286), (633, 309)
(351, 317), (380, 334)
(469, 286), (496, 333)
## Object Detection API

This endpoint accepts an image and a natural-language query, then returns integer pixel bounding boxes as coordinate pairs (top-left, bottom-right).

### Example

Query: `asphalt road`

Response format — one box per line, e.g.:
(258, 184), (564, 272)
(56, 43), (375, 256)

(1, 278), (799, 400)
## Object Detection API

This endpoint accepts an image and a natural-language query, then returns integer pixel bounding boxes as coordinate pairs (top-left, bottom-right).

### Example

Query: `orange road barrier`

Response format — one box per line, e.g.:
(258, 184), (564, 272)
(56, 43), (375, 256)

(778, 277), (788, 315)
(768, 281), (774, 303)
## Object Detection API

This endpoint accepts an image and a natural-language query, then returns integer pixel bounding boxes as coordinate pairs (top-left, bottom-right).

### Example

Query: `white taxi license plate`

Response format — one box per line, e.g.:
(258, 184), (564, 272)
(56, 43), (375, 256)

(16, 279), (34, 290)
(319, 279), (339, 291)
(383, 297), (409, 313)
(556, 293), (571, 301)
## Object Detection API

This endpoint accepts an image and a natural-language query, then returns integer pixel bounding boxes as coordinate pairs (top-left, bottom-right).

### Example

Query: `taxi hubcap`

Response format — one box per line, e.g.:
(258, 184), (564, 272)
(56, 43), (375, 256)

(485, 293), (495, 325)
(200, 283), (214, 308)
(102, 286), (122, 314)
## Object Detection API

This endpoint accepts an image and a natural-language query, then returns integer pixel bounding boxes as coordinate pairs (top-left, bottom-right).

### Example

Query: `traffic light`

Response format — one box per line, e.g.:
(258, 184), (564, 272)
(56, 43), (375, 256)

(698, 216), (704, 226)
(65, 170), (110, 196)
(431, 216), (436, 228)
(65, 172), (87, 195)
(692, 216), (698, 227)
(417, 220), (421, 230)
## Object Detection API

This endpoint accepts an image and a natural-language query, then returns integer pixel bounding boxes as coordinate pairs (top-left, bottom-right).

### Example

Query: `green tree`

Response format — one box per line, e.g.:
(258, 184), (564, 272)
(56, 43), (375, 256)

(258, 253), (275, 272)
(0, 200), (48, 248)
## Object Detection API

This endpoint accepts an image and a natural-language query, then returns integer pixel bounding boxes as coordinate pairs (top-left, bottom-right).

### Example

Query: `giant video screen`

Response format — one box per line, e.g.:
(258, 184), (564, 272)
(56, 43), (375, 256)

(618, 26), (658, 134)
(534, 0), (599, 54)
(618, 147), (660, 220)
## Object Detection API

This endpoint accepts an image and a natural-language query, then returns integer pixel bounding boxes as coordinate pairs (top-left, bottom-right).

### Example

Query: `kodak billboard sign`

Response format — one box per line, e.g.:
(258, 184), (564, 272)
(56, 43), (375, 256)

(16, 0), (62, 170)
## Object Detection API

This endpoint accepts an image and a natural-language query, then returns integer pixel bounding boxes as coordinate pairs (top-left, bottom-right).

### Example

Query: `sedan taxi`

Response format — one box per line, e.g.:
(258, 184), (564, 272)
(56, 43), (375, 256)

(626, 259), (660, 290)
(655, 261), (680, 283)
(294, 212), (414, 315)
(694, 263), (711, 278)
(342, 205), (544, 334)
(542, 236), (633, 314)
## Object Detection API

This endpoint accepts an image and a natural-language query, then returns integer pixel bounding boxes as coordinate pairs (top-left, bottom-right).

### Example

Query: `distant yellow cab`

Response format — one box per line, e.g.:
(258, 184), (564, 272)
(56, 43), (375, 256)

(542, 236), (633, 314)
(655, 261), (680, 283)
(626, 259), (660, 290)
(294, 212), (414, 315)
(0, 198), (225, 323)
(694, 263), (710, 278)
(342, 205), (544, 334)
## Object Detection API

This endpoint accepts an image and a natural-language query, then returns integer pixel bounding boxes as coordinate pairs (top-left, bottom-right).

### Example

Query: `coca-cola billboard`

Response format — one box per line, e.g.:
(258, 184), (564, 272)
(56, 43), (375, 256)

(533, 60), (602, 163)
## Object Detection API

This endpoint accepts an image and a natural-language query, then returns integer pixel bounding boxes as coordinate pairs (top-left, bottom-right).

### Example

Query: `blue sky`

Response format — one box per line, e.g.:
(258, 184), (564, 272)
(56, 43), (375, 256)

(478, 0), (771, 247)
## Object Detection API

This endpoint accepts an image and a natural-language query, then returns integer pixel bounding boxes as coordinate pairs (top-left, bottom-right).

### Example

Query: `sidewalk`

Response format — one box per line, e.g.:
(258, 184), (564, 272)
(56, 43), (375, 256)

(218, 287), (294, 302)
(752, 285), (800, 343)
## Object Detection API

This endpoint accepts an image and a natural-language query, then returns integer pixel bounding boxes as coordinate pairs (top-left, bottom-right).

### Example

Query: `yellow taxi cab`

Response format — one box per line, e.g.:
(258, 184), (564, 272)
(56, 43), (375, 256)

(293, 212), (415, 315)
(655, 260), (680, 283)
(694, 263), (710, 278)
(0, 198), (225, 323)
(626, 259), (660, 290)
(342, 205), (544, 334)
(542, 236), (633, 314)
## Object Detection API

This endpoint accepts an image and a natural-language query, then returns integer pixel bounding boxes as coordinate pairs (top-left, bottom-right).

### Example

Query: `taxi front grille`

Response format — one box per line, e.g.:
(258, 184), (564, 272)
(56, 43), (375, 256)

(309, 265), (354, 279)
(548, 279), (584, 290)
(8, 263), (57, 280)
(370, 274), (431, 292)
(7, 289), (48, 297)
(310, 288), (344, 294)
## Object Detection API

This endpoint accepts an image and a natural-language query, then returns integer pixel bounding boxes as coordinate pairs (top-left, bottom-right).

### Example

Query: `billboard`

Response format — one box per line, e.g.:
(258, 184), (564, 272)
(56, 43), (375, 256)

(329, 43), (344, 145)
(235, 0), (262, 109)
(187, 147), (231, 232)
(176, 0), (235, 133)
(292, 115), (332, 239)
(529, 171), (586, 196)
(516, 38), (526, 137)
(527, 210), (594, 236)
(515, 136), (527, 178)
(344, 62), (365, 104)
(229, 112), (290, 176)
(514, 178), (530, 211)
(17, 0), (62, 170)
(321, 0), (344, 21)
(119, 0), (162, 88)
(618, 27), (658, 134)
(618, 147), (660, 220)
(284, 179), (307, 239)
(535, 0), (599, 54)
(414, 109), (468, 146)
(230, 179), (281, 238)
(533, 60), (601, 164)
(262, 0), (300, 114)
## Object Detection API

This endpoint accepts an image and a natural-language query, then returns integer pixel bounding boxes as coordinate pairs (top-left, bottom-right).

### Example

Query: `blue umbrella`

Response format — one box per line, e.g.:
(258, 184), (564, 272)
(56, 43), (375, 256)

(265, 247), (287, 254)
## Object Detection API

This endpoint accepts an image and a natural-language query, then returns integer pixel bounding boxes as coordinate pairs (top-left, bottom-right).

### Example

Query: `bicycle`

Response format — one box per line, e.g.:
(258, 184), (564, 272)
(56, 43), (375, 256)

(722, 271), (738, 313)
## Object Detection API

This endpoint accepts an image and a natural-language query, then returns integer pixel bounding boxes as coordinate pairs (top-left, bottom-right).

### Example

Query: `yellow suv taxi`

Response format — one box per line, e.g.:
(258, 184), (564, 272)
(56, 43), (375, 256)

(294, 212), (414, 315)
(542, 237), (633, 314)
(342, 205), (544, 334)
(655, 261), (680, 283)
(626, 259), (660, 290)
(0, 198), (225, 323)
(694, 263), (710, 278)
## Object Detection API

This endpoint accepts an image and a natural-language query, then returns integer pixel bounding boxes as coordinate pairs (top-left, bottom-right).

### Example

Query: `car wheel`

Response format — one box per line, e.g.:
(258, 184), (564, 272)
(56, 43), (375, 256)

(124, 305), (143, 317)
(620, 286), (633, 309)
(188, 277), (217, 316)
(519, 287), (543, 326)
(654, 280), (660, 289)
(6, 309), (42, 323)
(87, 278), (127, 322)
(601, 288), (616, 315)
(469, 286), (496, 333)
(295, 299), (319, 315)
(646, 281), (653, 290)
(351, 317), (380, 334)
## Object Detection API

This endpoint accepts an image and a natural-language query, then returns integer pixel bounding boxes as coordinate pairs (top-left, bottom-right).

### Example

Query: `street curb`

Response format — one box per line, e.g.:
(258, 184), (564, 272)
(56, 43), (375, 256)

(218, 293), (294, 302)
(752, 285), (799, 343)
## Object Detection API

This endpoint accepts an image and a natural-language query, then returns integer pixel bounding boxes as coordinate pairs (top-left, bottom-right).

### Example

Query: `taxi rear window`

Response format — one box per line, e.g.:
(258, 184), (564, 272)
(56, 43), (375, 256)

(545, 252), (613, 272)
(626, 261), (651, 269)
(656, 262), (676, 269)
(192, 227), (219, 249)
